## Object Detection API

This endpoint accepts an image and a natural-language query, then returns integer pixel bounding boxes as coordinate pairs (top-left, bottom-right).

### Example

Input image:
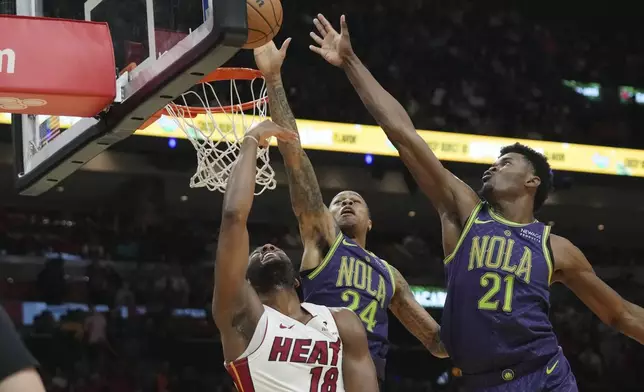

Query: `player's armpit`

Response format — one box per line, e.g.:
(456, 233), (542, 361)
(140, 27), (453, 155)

(387, 266), (448, 358)
(332, 308), (379, 392)
(340, 55), (478, 224)
(551, 234), (644, 345)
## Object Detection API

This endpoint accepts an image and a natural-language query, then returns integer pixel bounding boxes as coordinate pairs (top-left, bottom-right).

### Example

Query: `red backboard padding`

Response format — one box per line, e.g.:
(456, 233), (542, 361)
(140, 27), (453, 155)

(0, 15), (116, 117)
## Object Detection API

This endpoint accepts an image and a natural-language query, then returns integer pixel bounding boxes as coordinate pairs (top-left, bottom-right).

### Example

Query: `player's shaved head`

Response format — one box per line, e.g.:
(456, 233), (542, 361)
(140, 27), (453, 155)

(329, 190), (372, 239)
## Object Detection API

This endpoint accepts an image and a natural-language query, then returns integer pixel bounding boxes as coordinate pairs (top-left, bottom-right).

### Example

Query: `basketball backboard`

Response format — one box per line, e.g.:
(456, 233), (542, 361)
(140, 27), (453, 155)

(11, 0), (248, 196)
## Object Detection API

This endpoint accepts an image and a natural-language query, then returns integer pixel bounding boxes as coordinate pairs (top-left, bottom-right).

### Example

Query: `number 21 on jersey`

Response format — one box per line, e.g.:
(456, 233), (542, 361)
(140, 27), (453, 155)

(478, 272), (515, 312)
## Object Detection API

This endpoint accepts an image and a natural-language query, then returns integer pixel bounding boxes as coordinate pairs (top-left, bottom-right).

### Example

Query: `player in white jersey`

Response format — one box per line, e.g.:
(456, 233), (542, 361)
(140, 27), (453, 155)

(212, 120), (378, 392)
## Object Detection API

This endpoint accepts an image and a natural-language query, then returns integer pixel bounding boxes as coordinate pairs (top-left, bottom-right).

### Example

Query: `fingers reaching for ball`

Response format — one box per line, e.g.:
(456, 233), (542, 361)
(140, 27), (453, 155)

(308, 14), (355, 67)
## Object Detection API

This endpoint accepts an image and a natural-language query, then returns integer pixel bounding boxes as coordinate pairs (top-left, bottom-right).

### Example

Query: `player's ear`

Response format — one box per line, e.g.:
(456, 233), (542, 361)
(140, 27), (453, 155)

(526, 175), (541, 190)
(367, 219), (372, 232)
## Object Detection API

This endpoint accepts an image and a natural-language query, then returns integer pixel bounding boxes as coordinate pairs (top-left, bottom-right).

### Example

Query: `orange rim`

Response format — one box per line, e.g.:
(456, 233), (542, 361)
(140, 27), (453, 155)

(198, 67), (264, 83)
(140, 68), (266, 129)
(155, 67), (267, 115)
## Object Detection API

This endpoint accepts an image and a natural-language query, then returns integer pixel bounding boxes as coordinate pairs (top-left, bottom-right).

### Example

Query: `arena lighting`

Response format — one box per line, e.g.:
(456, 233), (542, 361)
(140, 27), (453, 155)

(364, 153), (373, 165)
(409, 285), (446, 308)
(168, 137), (177, 148)
(20, 301), (207, 325)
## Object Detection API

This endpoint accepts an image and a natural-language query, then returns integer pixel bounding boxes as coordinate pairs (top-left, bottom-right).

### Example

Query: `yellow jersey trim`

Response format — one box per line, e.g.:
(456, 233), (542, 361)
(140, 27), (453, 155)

(381, 259), (397, 296)
(307, 231), (343, 279)
(488, 207), (537, 227)
(542, 225), (554, 285)
(444, 201), (484, 265)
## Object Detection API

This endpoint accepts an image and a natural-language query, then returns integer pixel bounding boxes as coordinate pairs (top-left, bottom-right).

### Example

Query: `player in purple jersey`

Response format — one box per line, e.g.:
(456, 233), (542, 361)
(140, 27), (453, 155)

(311, 13), (644, 392)
(253, 40), (447, 388)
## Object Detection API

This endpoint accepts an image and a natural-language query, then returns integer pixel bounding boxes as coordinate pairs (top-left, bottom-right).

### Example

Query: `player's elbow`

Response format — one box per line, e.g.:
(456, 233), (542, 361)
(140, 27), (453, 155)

(384, 123), (416, 146)
(278, 143), (305, 166)
(221, 208), (248, 225)
(611, 303), (641, 341)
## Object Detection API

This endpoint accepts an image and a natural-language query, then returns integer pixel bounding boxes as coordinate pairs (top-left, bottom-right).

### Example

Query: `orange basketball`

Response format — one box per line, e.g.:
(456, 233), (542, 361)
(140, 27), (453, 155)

(244, 0), (283, 49)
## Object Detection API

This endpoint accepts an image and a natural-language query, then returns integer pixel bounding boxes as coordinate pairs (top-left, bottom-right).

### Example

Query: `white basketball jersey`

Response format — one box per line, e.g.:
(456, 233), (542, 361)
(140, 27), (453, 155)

(224, 302), (346, 392)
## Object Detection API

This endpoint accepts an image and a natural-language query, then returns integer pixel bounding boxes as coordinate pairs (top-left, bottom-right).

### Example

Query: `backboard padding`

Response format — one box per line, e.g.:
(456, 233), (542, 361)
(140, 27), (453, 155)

(13, 0), (248, 196)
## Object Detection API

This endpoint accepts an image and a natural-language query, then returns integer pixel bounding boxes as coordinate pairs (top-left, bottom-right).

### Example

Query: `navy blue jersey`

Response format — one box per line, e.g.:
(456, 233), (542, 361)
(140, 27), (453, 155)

(442, 202), (560, 374)
(301, 232), (396, 379)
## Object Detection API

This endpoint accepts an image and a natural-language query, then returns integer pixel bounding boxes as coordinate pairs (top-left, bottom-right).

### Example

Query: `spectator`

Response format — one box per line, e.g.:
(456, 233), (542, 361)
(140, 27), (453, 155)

(84, 307), (108, 364)
(37, 257), (66, 304)
(114, 282), (135, 308)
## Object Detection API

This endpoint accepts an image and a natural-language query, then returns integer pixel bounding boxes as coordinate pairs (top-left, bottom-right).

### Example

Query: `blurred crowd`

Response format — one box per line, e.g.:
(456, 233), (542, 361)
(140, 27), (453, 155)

(35, 0), (644, 149)
(259, 0), (644, 148)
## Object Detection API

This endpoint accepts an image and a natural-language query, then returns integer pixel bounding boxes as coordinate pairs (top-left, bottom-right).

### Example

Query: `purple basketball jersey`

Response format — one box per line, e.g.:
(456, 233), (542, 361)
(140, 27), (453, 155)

(442, 202), (560, 375)
(301, 232), (395, 379)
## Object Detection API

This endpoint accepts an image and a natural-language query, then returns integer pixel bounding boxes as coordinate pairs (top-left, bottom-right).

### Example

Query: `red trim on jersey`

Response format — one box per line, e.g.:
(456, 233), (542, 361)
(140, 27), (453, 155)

(223, 315), (270, 392)
(226, 357), (255, 392)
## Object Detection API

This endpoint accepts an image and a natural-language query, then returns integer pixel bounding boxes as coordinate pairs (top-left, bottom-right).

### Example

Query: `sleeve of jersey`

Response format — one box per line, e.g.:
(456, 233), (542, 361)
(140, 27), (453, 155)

(0, 306), (39, 383)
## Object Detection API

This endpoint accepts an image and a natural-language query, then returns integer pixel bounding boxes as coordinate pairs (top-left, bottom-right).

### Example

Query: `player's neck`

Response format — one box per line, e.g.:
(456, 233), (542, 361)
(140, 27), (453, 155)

(491, 197), (535, 224)
(352, 234), (367, 248)
(261, 289), (310, 322)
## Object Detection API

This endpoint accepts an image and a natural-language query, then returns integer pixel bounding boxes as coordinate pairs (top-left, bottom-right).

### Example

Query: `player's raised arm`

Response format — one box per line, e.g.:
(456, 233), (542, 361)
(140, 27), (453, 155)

(387, 265), (448, 358)
(309, 14), (478, 225)
(212, 120), (297, 360)
(331, 308), (379, 392)
(551, 234), (644, 344)
(254, 42), (338, 271)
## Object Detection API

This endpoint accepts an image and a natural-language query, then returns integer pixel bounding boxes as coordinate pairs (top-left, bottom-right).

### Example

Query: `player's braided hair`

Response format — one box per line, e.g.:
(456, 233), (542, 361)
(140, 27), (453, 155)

(500, 143), (553, 212)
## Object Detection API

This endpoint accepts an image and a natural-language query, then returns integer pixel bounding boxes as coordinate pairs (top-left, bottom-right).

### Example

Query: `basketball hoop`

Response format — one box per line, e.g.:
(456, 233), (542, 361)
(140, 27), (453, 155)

(151, 67), (274, 195)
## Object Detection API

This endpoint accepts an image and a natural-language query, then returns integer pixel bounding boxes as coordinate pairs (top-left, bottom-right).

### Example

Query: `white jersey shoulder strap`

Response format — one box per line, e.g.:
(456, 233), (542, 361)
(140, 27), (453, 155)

(301, 302), (341, 340)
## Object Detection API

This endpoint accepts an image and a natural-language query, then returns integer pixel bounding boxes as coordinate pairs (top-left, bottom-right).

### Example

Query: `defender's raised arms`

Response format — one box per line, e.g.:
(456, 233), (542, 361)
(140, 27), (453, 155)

(254, 41), (338, 272)
(308, 14), (480, 257)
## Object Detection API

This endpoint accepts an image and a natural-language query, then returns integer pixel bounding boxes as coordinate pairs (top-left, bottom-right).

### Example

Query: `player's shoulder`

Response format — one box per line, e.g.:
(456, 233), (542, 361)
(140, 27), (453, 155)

(328, 307), (364, 336)
(548, 233), (579, 256)
(547, 233), (590, 274)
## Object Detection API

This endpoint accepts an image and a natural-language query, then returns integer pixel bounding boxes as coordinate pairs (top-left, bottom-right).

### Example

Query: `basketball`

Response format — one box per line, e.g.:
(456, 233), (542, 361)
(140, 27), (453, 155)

(244, 0), (283, 49)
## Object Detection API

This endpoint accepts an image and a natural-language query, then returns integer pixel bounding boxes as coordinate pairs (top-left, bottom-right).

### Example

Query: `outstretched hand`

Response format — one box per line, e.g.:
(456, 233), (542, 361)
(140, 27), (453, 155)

(254, 39), (292, 79)
(247, 120), (298, 147)
(309, 14), (354, 67)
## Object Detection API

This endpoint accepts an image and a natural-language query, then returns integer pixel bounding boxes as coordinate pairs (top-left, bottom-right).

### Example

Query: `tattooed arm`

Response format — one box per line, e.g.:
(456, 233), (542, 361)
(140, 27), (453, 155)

(388, 265), (448, 358)
(254, 41), (337, 271)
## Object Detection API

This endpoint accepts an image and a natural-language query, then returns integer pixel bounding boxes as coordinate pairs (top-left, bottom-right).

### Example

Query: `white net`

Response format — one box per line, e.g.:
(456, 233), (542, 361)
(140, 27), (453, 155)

(163, 72), (275, 195)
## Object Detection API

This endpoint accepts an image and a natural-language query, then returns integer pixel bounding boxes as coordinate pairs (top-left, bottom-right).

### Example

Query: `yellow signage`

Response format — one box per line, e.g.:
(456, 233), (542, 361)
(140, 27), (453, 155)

(2, 112), (643, 177)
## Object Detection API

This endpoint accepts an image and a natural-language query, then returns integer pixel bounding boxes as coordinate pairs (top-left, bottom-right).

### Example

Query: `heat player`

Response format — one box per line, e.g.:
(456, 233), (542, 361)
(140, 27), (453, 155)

(212, 120), (378, 392)
(309, 13), (644, 392)
(254, 41), (447, 388)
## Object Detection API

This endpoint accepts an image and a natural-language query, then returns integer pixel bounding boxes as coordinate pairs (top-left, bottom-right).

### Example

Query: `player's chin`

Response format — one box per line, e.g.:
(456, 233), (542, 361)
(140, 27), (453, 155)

(479, 182), (493, 198)
(337, 213), (358, 226)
